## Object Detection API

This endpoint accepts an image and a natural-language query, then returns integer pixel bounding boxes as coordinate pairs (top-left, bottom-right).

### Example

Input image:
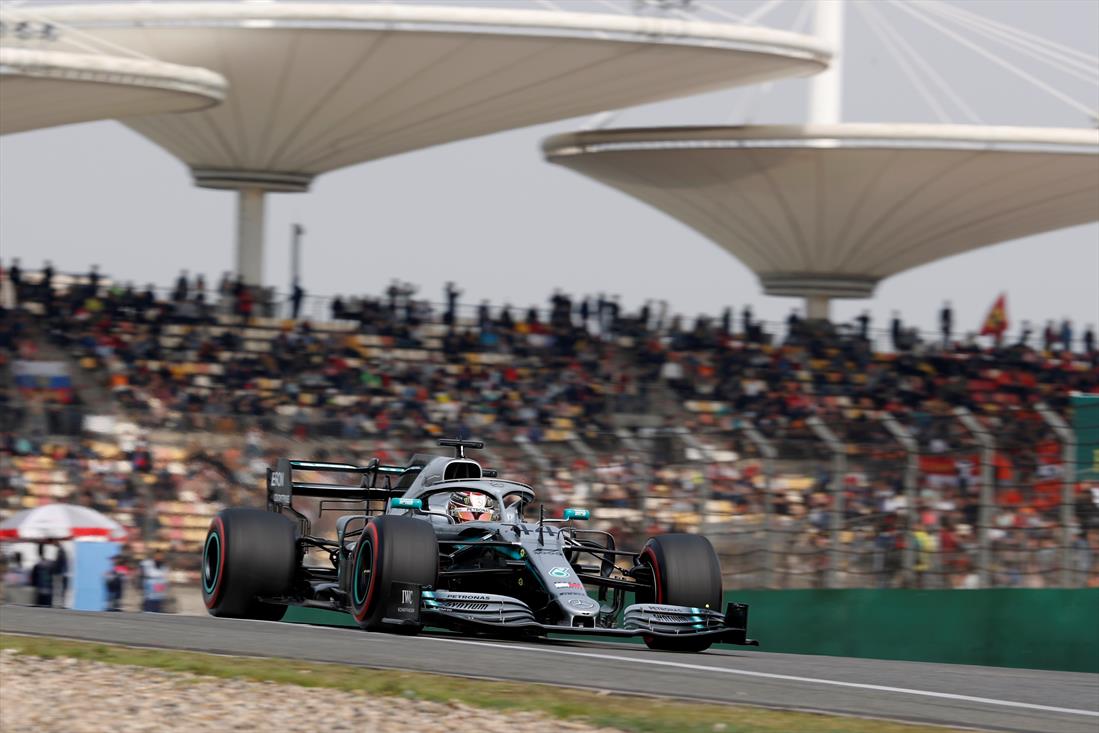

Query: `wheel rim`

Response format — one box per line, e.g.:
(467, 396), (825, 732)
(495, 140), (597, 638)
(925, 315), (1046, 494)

(353, 539), (373, 607)
(202, 532), (220, 595)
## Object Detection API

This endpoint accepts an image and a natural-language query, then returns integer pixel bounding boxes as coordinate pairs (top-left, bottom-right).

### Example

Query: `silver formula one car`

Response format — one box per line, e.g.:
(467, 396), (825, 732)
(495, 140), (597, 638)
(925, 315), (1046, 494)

(201, 439), (757, 652)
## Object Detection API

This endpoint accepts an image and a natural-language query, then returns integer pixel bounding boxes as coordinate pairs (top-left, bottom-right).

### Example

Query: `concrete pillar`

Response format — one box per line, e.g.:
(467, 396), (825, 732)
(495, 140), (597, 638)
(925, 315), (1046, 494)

(191, 169), (313, 289)
(810, 0), (845, 125)
(881, 413), (919, 585)
(955, 407), (995, 588)
(742, 425), (777, 589)
(808, 416), (846, 588)
(236, 188), (266, 285)
(1036, 403), (1076, 587)
(806, 295), (831, 321)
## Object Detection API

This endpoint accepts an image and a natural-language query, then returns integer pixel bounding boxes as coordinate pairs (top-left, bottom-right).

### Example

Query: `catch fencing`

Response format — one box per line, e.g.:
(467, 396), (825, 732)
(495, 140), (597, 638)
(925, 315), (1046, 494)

(3, 400), (1096, 591)
(674, 407), (1098, 590)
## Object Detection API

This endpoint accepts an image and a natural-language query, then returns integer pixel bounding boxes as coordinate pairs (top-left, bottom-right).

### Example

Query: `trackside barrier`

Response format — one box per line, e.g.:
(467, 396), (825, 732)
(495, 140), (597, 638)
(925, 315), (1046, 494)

(283, 589), (1099, 673)
(721, 588), (1099, 673)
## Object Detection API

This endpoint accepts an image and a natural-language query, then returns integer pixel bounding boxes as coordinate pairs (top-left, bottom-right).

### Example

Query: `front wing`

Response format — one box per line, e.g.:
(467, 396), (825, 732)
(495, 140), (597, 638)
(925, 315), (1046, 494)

(412, 590), (758, 646)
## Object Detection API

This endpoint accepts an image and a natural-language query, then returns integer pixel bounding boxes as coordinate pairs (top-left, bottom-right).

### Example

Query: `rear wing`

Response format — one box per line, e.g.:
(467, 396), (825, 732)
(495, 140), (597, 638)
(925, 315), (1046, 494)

(266, 457), (408, 509)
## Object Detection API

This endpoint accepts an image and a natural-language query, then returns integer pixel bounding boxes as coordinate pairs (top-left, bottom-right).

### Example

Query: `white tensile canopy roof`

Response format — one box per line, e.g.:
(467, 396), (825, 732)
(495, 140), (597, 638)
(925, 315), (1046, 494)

(544, 123), (1099, 315)
(17, 2), (830, 284)
(0, 47), (226, 135)
(25, 2), (830, 184)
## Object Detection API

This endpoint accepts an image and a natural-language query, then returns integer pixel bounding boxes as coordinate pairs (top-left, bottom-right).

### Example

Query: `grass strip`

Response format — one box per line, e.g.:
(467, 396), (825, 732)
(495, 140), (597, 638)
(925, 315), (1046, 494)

(0, 633), (963, 733)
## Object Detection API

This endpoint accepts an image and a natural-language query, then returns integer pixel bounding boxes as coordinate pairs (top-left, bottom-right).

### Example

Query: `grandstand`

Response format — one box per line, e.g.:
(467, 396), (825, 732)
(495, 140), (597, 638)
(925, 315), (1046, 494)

(2, 266), (1096, 590)
(1, 1), (1096, 601)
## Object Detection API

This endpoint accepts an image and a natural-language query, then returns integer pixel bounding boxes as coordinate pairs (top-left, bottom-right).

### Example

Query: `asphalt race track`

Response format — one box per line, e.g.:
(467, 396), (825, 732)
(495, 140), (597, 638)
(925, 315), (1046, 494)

(2, 606), (1096, 733)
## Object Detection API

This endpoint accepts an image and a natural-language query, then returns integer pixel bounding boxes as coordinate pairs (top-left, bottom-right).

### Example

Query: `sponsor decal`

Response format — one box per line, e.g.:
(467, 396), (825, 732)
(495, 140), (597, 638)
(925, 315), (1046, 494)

(548, 566), (571, 578)
(389, 583), (420, 620)
(443, 593), (492, 601)
(553, 582), (584, 589)
(270, 472), (285, 488)
(270, 493), (291, 505)
(568, 598), (596, 610)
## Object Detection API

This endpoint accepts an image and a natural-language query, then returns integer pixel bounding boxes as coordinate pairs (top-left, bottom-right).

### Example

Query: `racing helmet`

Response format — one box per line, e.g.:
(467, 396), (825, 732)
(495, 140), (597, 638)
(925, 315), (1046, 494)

(447, 491), (498, 523)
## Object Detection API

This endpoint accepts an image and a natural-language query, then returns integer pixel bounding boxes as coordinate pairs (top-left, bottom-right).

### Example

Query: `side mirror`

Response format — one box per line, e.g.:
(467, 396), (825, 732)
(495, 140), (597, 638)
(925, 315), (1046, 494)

(563, 507), (590, 521)
(390, 497), (423, 510)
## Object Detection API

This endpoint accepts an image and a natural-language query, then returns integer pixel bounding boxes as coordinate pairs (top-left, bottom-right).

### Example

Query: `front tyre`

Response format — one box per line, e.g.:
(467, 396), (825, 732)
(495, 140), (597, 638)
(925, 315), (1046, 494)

(639, 533), (723, 652)
(202, 508), (296, 620)
(349, 515), (438, 633)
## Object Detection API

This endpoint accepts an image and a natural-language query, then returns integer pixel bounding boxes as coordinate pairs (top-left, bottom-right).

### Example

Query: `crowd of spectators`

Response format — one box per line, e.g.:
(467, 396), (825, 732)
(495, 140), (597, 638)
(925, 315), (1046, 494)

(1, 261), (1097, 590)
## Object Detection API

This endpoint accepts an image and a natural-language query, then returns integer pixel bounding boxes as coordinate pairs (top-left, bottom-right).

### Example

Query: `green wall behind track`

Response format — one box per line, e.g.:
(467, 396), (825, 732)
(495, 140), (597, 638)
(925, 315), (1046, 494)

(723, 588), (1099, 674)
(284, 589), (1099, 673)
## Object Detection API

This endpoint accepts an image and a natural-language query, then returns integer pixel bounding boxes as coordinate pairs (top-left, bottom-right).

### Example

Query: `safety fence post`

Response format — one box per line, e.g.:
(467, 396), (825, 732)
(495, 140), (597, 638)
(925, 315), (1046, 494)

(1035, 403), (1077, 587)
(807, 416), (846, 588)
(741, 425), (777, 588)
(678, 428), (716, 531)
(954, 407), (995, 588)
(880, 412), (919, 585)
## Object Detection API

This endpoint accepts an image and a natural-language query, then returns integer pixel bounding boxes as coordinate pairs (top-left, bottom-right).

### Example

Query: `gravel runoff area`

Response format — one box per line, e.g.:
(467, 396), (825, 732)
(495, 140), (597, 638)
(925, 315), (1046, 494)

(0, 649), (621, 733)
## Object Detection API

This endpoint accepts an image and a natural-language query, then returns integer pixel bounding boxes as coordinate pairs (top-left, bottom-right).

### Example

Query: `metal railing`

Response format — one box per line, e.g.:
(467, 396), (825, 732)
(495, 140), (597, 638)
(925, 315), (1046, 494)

(7, 267), (1093, 354)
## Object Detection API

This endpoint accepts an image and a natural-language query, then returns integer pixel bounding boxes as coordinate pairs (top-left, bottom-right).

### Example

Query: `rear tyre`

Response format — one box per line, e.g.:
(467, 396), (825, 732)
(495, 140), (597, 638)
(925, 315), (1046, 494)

(202, 508), (297, 620)
(638, 533), (723, 652)
(349, 515), (438, 633)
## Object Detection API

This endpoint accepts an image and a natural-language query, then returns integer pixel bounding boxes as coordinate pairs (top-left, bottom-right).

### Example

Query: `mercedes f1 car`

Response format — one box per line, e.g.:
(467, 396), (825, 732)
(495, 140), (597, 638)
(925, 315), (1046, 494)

(201, 439), (758, 652)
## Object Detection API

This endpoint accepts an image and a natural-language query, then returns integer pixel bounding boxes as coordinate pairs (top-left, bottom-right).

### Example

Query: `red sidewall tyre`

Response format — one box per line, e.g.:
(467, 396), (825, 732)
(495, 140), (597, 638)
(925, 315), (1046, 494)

(202, 508), (297, 620)
(639, 534), (723, 652)
(348, 515), (438, 632)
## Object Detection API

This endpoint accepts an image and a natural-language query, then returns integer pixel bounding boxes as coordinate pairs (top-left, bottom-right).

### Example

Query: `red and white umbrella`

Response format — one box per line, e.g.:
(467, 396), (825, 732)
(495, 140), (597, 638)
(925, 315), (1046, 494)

(0, 504), (127, 541)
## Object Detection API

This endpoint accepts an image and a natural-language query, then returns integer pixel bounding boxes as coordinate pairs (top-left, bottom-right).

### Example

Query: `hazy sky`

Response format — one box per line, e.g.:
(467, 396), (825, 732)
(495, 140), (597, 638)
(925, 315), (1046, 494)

(1, 0), (1096, 338)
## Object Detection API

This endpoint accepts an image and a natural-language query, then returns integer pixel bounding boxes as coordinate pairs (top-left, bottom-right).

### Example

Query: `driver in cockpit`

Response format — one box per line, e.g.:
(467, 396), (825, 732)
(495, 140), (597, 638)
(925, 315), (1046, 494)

(447, 491), (499, 523)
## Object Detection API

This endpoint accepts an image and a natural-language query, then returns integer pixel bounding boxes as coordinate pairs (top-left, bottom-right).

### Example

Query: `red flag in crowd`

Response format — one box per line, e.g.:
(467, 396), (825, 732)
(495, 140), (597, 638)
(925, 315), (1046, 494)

(980, 293), (1009, 338)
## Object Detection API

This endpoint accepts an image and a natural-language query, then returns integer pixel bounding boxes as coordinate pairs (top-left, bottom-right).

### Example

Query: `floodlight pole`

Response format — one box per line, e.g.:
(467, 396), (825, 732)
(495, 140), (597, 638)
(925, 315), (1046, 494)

(291, 223), (305, 287)
(880, 412), (920, 584)
(1035, 402), (1076, 587)
(808, 416), (846, 588)
(678, 428), (716, 532)
(954, 407), (994, 588)
(741, 425), (777, 589)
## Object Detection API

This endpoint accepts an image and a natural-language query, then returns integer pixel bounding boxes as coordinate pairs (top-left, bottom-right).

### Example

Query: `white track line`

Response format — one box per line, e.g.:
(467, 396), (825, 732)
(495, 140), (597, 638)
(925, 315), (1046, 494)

(404, 635), (1099, 718)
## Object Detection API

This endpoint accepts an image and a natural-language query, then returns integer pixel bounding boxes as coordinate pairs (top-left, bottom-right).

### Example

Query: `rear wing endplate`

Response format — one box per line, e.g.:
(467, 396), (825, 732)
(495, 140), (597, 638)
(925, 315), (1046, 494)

(268, 457), (294, 506)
